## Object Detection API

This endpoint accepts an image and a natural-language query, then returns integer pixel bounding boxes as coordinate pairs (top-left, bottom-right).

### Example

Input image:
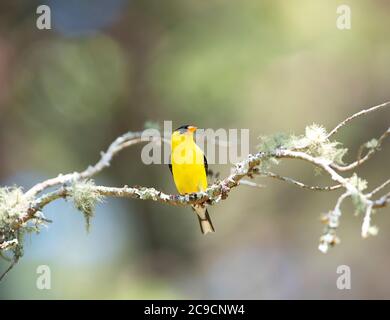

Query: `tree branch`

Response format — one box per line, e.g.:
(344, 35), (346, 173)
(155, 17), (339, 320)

(1, 101), (389, 281)
(24, 132), (160, 198)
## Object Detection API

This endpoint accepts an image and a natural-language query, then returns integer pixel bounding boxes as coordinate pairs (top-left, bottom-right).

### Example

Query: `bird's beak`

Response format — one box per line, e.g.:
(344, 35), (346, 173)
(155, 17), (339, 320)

(187, 126), (197, 133)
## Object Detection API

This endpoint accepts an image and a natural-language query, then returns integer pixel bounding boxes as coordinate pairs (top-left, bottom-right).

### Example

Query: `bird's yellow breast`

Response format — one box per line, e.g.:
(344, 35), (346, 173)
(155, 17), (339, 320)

(171, 133), (207, 195)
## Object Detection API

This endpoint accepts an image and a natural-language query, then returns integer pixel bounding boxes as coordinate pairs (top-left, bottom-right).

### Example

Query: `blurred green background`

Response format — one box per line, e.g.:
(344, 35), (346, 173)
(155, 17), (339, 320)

(0, 0), (389, 299)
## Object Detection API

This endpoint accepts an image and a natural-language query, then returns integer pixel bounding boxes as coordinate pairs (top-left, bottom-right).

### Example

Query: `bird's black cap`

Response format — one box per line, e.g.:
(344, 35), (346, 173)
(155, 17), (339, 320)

(174, 125), (192, 133)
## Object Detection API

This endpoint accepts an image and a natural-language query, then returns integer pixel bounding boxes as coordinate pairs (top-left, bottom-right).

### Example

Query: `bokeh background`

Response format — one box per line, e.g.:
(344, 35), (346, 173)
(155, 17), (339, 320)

(0, 0), (389, 299)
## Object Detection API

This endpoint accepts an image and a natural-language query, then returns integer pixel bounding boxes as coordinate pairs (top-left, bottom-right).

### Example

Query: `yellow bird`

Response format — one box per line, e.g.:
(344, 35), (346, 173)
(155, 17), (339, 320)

(169, 125), (215, 234)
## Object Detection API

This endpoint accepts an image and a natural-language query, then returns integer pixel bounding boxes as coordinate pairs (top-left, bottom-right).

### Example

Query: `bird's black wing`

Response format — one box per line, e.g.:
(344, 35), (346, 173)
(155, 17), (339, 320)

(168, 156), (173, 176)
(204, 155), (209, 176)
(204, 154), (216, 178)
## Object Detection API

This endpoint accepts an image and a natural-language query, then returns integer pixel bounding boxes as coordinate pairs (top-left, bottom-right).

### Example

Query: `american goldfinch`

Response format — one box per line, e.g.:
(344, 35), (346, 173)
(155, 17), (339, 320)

(169, 125), (215, 234)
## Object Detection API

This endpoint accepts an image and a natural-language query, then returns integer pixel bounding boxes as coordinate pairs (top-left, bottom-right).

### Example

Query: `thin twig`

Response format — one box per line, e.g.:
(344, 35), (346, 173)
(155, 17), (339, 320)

(373, 192), (390, 209)
(327, 101), (390, 138)
(274, 149), (360, 195)
(260, 172), (342, 191)
(361, 202), (374, 238)
(0, 259), (17, 282)
(368, 179), (390, 198)
(239, 180), (265, 188)
(331, 127), (389, 171)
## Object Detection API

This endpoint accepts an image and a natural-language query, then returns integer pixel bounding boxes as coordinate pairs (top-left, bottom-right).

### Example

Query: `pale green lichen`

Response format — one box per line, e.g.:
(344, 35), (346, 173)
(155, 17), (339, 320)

(300, 124), (347, 165)
(257, 132), (297, 154)
(351, 193), (367, 215)
(0, 186), (38, 261)
(257, 124), (348, 168)
(349, 173), (368, 192)
(0, 187), (28, 226)
(347, 173), (369, 214)
(305, 124), (328, 142)
(137, 187), (160, 201)
(257, 133), (297, 171)
(70, 180), (104, 232)
(319, 207), (342, 254)
(365, 138), (378, 150)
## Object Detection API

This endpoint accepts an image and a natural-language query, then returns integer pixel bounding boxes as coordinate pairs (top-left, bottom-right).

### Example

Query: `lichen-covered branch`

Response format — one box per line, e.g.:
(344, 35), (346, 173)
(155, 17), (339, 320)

(1, 101), (389, 281)
(24, 131), (150, 198)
